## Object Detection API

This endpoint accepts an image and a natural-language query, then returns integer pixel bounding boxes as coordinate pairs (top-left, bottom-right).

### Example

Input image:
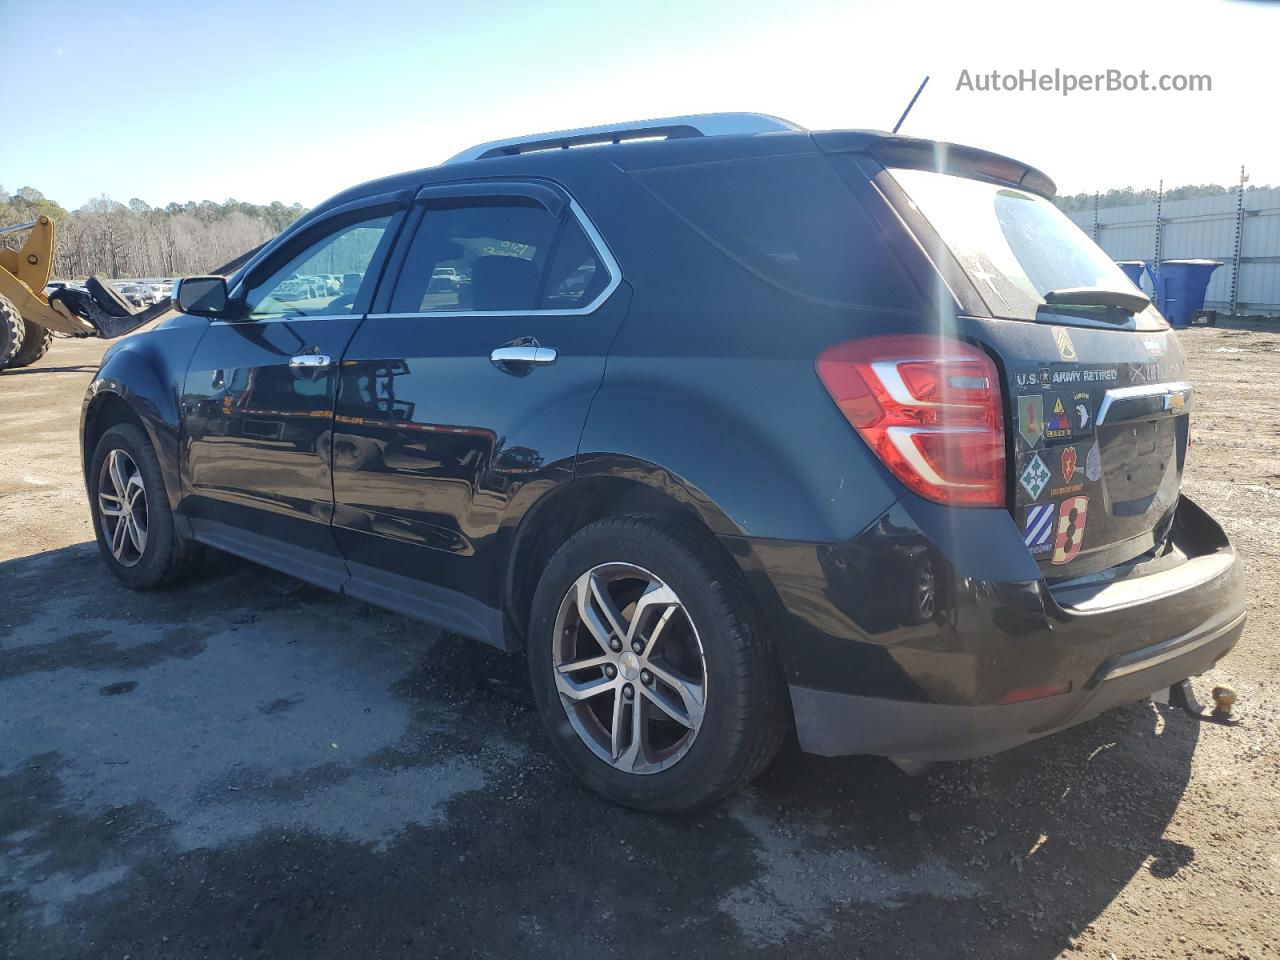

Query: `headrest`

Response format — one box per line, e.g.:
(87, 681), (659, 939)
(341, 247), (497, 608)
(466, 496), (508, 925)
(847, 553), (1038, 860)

(470, 256), (540, 311)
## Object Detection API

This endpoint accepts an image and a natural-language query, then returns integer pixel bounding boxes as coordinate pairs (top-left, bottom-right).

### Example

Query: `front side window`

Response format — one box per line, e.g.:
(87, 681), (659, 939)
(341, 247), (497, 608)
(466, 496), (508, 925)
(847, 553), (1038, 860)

(388, 200), (607, 314)
(244, 216), (391, 318)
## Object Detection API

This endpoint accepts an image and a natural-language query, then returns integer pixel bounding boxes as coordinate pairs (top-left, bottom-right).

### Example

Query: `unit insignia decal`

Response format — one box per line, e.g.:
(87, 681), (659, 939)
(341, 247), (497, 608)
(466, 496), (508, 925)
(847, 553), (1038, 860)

(1060, 445), (1078, 483)
(1052, 496), (1089, 565)
(1019, 453), (1052, 501)
(1017, 394), (1045, 448)
(1072, 391), (1091, 433)
(1045, 396), (1073, 440)
(1024, 503), (1056, 555)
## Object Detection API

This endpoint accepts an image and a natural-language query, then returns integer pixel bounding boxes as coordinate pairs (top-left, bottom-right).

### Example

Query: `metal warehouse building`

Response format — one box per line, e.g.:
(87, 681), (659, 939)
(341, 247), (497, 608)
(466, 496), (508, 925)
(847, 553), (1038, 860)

(1067, 187), (1280, 316)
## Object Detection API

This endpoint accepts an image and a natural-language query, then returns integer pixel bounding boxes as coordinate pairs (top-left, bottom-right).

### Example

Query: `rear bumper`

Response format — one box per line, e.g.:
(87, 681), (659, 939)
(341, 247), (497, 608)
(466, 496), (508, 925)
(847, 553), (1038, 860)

(790, 607), (1243, 760)
(727, 493), (1246, 761)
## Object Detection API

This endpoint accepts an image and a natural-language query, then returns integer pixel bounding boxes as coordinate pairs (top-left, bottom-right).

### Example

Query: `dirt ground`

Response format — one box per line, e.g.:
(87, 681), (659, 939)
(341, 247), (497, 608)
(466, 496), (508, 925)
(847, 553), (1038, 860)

(1, 326), (1277, 960)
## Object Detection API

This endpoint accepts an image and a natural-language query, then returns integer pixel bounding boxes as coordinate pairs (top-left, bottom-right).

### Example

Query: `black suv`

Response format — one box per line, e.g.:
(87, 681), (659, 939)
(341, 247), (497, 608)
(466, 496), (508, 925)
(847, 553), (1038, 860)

(82, 113), (1245, 811)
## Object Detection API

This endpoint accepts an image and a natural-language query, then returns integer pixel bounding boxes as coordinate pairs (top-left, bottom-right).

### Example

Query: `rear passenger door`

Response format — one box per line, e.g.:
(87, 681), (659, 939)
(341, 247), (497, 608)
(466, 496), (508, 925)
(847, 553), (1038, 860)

(331, 181), (629, 645)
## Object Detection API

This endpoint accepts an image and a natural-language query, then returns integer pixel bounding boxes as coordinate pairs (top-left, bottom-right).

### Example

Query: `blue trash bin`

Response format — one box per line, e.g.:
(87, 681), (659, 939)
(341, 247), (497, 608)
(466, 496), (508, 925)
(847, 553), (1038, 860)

(1115, 260), (1147, 288)
(1155, 259), (1222, 327)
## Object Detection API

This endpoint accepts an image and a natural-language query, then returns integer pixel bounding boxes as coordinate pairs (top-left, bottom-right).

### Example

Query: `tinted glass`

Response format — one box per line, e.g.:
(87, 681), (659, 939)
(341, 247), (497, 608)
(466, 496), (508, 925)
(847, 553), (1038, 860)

(389, 202), (560, 313)
(629, 153), (919, 310)
(541, 219), (608, 308)
(245, 217), (390, 318)
(890, 168), (1149, 322)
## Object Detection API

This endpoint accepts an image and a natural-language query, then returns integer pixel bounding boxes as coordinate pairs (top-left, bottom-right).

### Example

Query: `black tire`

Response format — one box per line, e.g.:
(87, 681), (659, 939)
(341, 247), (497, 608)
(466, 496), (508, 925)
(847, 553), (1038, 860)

(8, 320), (53, 368)
(89, 423), (204, 589)
(528, 515), (787, 812)
(0, 294), (24, 371)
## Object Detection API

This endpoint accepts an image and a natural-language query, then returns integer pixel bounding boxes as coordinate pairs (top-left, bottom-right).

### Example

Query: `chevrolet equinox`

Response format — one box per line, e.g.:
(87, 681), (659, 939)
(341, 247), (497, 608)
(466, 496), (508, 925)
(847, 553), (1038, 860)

(81, 113), (1246, 811)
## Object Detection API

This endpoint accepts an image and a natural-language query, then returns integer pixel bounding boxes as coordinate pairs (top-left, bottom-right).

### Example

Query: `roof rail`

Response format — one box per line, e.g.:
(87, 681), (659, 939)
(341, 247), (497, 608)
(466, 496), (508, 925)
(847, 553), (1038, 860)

(445, 112), (804, 164)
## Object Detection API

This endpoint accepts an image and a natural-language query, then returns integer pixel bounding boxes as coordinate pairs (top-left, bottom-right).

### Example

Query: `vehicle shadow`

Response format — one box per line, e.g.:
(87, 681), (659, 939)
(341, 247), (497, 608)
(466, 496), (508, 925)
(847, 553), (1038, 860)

(1, 544), (1201, 960)
(0, 363), (100, 376)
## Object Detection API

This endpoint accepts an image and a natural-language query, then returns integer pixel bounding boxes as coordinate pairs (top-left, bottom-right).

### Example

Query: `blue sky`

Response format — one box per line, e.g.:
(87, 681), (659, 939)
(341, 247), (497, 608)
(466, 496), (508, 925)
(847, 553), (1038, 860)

(6, 0), (1278, 209)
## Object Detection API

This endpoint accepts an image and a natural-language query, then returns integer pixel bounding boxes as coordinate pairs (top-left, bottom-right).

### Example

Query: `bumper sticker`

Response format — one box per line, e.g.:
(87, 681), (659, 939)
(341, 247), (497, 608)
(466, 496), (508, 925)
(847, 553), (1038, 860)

(1052, 326), (1078, 361)
(1051, 496), (1089, 565)
(1072, 391), (1092, 434)
(1060, 445), (1078, 483)
(1049, 443), (1083, 496)
(1045, 396), (1073, 440)
(1019, 452), (1051, 500)
(1017, 394), (1045, 448)
(1085, 441), (1102, 482)
(1024, 503), (1056, 554)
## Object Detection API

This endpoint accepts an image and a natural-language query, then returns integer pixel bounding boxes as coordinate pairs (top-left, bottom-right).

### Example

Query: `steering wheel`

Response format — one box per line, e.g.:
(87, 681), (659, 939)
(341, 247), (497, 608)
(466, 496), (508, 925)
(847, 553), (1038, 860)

(327, 293), (357, 313)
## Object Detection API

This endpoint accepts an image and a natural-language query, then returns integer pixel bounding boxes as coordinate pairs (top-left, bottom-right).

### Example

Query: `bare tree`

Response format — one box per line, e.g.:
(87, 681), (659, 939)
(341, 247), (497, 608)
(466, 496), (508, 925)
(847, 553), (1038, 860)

(0, 187), (307, 279)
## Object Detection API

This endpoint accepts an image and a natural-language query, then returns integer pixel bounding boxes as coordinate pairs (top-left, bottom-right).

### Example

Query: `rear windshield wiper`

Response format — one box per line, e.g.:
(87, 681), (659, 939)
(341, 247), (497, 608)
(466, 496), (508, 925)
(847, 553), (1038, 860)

(1042, 286), (1151, 313)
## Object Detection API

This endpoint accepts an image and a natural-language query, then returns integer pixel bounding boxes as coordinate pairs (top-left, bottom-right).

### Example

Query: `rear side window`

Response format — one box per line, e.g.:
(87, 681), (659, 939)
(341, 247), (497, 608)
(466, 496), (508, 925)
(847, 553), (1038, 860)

(541, 219), (609, 308)
(628, 153), (920, 311)
(388, 201), (609, 314)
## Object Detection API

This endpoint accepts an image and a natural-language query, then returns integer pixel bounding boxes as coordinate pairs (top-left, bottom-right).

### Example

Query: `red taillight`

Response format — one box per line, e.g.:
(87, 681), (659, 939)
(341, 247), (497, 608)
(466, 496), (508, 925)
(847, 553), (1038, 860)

(999, 681), (1072, 705)
(816, 335), (1006, 508)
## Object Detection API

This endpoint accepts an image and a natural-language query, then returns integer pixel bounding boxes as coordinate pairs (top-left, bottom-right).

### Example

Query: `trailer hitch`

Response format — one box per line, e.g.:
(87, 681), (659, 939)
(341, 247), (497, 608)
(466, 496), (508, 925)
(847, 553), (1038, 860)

(1169, 681), (1240, 726)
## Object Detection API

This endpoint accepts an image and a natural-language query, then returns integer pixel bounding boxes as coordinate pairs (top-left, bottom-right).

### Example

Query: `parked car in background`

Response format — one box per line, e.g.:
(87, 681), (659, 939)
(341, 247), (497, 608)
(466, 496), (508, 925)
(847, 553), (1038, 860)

(44, 280), (86, 296)
(114, 283), (158, 307)
(272, 278), (310, 302)
(82, 113), (1245, 812)
(428, 266), (461, 292)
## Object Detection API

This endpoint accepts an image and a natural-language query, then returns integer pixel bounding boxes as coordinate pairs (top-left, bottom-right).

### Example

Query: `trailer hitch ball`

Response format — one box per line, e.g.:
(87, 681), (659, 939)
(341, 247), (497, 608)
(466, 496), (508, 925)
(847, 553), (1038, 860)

(1211, 685), (1237, 716)
(1170, 680), (1240, 726)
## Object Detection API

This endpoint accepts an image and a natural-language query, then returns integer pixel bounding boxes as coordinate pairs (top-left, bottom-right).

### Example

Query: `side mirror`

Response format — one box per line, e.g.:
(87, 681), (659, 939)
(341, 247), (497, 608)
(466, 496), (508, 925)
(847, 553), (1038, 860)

(174, 276), (229, 317)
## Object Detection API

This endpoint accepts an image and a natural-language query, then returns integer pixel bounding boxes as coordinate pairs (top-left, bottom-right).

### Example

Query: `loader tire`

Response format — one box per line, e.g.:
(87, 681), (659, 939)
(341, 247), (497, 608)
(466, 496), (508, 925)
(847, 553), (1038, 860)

(8, 321), (53, 368)
(0, 295), (24, 372)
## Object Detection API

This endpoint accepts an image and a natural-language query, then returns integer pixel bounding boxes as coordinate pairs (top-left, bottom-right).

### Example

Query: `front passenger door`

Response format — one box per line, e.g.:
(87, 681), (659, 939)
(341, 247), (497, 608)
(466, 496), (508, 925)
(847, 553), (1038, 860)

(180, 197), (404, 588)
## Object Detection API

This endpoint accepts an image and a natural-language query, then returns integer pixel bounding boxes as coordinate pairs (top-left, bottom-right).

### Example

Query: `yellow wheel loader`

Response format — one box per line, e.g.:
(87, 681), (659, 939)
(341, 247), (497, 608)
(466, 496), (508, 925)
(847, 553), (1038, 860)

(0, 216), (174, 372)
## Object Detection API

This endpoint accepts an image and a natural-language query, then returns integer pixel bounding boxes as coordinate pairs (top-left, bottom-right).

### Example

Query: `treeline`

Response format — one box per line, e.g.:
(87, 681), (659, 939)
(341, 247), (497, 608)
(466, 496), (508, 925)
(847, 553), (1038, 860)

(1055, 181), (1273, 213)
(0, 185), (308, 280)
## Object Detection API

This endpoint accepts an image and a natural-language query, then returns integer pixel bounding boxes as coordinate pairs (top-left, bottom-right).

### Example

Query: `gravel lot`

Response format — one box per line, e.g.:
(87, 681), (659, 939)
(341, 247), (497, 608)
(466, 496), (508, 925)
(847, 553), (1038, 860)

(2, 326), (1277, 959)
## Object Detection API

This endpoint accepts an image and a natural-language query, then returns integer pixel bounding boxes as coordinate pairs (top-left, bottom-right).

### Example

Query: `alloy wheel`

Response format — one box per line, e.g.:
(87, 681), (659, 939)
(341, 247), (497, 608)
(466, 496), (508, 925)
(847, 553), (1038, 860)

(97, 448), (149, 567)
(552, 562), (707, 775)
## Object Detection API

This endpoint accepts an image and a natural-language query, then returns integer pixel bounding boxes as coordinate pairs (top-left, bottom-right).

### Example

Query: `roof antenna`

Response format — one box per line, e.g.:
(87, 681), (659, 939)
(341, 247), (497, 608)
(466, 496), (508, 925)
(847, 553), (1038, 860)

(892, 75), (929, 134)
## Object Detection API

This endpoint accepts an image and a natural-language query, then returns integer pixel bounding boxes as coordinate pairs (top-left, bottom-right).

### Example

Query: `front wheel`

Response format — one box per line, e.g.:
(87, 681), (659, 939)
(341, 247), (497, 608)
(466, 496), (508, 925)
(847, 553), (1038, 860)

(0, 294), (24, 371)
(528, 515), (787, 812)
(89, 423), (204, 588)
(8, 320), (54, 368)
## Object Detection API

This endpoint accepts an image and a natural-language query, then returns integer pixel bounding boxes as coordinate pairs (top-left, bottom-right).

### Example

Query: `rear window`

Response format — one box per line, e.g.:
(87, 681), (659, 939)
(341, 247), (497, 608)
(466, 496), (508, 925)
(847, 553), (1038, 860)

(890, 168), (1148, 322)
(629, 153), (921, 311)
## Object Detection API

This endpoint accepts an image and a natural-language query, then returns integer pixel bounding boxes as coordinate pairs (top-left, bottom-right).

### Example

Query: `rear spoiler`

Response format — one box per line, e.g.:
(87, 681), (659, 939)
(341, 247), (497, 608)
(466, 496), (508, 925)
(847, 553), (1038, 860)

(812, 131), (1057, 199)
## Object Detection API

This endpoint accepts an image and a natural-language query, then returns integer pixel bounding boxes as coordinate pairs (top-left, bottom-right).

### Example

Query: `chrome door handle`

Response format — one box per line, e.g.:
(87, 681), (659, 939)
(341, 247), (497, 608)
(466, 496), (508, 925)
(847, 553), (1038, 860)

(289, 353), (331, 369)
(490, 345), (558, 367)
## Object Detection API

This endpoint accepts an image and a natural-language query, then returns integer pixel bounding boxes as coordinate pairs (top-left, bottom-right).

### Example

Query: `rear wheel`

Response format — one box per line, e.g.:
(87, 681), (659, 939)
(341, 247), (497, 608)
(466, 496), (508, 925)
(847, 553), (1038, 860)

(90, 423), (204, 588)
(0, 295), (24, 372)
(8, 321), (53, 368)
(528, 515), (787, 811)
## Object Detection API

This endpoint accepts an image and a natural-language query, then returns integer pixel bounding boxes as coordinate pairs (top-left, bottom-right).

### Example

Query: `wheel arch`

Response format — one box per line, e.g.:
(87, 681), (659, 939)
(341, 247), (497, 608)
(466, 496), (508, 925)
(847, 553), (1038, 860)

(502, 459), (749, 650)
(82, 348), (185, 513)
